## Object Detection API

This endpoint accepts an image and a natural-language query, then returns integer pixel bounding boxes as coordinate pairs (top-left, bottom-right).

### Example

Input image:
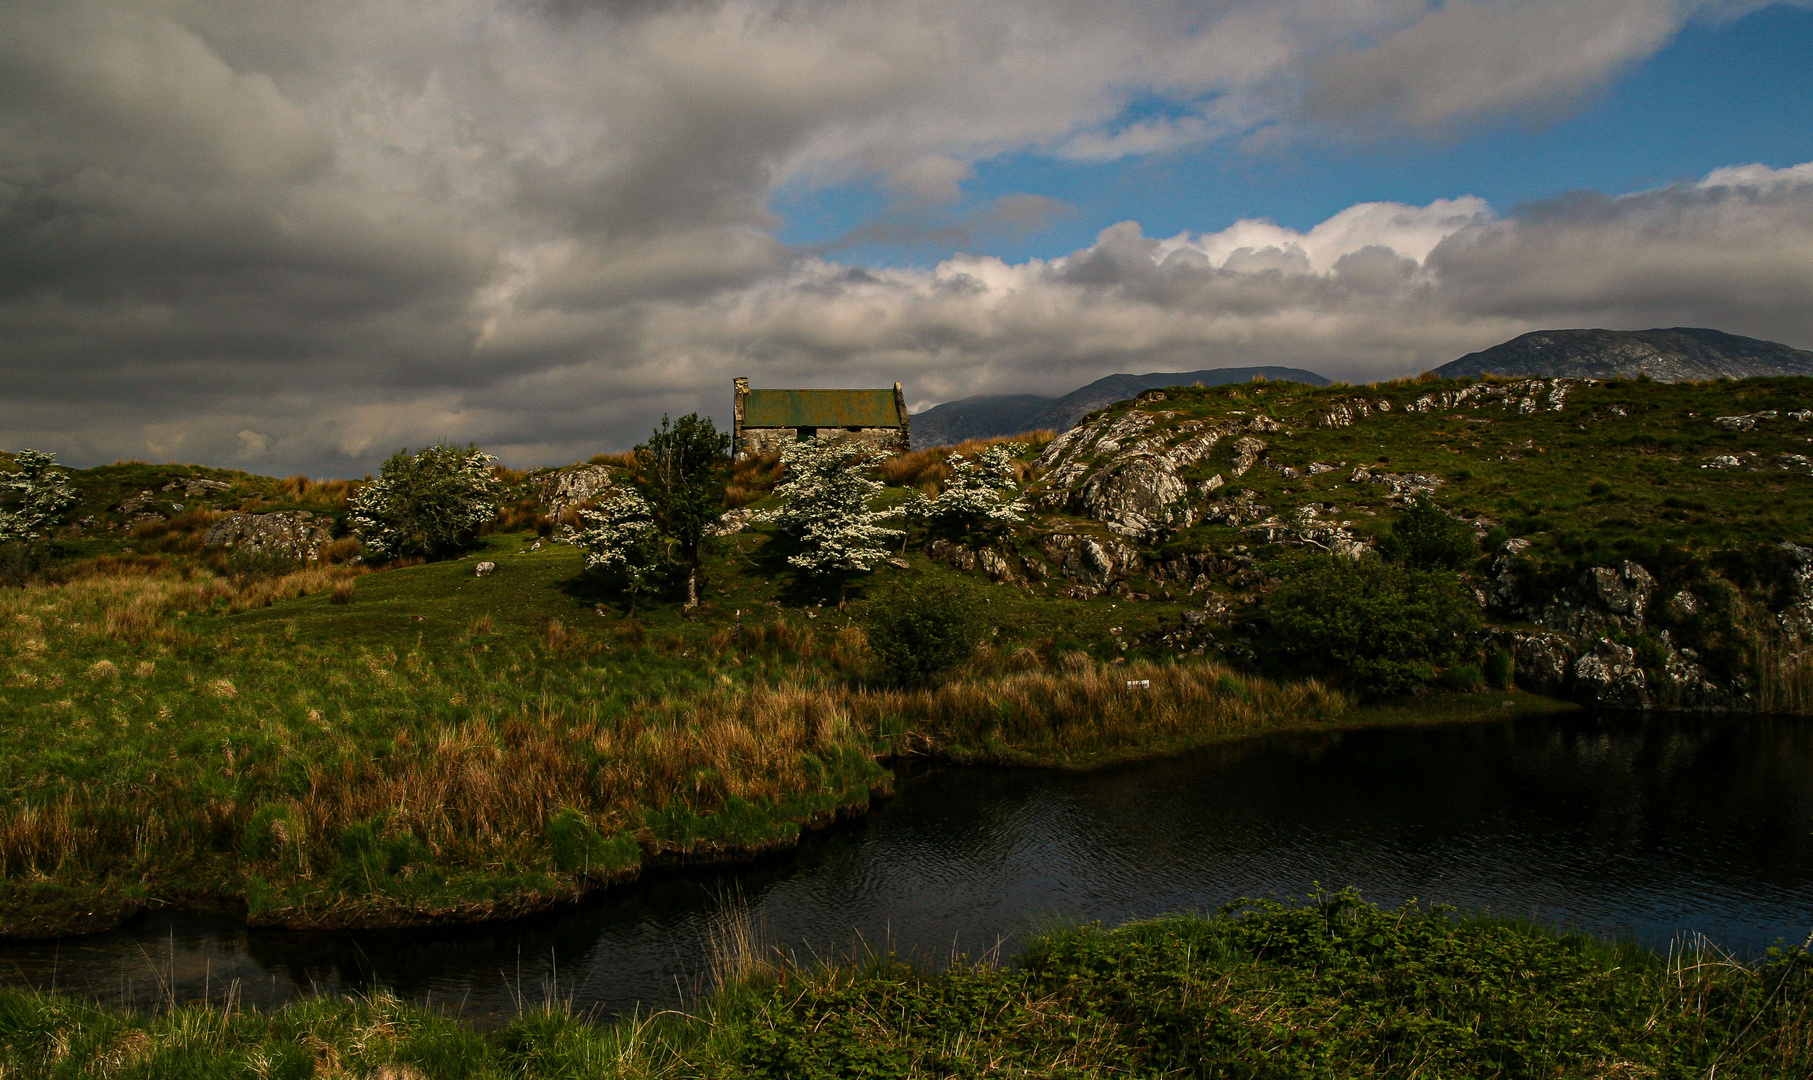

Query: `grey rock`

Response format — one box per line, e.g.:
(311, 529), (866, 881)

(1705, 455), (1742, 469)
(162, 478), (232, 497)
(926, 539), (978, 572)
(976, 548), (1023, 584)
(1665, 589), (1703, 622)
(1713, 410), (1778, 431)
(1584, 561), (1656, 621)
(885, 557), (911, 571)
(1229, 436), (1267, 476)
(1079, 455), (1193, 539)
(1241, 505), (1369, 558)
(1492, 628), (1579, 695)
(1036, 532), (1139, 587)
(204, 512), (331, 562)
(1572, 639), (1649, 710)
(535, 464), (617, 521)
(475, 561), (497, 577)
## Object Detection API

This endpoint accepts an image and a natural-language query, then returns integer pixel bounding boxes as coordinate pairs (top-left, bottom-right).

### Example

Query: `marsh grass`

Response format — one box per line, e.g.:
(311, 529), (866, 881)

(1, 895), (1806, 1078)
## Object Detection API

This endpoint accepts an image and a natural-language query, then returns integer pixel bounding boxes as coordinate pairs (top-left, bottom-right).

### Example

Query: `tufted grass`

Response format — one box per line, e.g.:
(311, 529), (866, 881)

(0, 894), (1806, 1078)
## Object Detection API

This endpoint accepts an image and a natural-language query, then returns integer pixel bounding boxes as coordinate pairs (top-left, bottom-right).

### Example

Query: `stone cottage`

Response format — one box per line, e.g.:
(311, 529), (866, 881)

(731, 377), (910, 459)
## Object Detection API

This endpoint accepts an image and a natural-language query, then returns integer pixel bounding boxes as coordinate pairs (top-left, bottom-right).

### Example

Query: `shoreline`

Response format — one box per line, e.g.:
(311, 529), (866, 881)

(0, 688), (1577, 941)
(0, 893), (1802, 1077)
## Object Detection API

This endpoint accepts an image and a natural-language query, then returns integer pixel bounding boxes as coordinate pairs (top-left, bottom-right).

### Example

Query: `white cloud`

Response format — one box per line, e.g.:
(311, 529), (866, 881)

(1, 1), (1808, 470)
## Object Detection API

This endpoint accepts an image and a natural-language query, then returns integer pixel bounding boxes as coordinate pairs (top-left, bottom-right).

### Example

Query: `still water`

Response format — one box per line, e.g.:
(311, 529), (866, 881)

(3, 710), (1810, 1024)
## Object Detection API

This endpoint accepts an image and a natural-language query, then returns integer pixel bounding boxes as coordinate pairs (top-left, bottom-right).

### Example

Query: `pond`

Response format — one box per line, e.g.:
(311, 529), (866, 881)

(3, 710), (1809, 1024)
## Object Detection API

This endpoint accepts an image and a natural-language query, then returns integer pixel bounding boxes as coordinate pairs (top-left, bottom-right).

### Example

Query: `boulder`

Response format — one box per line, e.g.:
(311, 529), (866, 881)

(1229, 436), (1267, 476)
(1572, 640), (1649, 710)
(1078, 455), (1192, 539)
(535, 465), (616, 521)
(161, 478), (232, 498)
(1491, 628), (1579, 696)
(713, 508), (756, 536)
(1584, 561), (1656, 621)
(975, 548), (1023, 585)
(1036, 532), (1139, 589)
(203, 512), (331, 562)
(475, 561), (497, 577)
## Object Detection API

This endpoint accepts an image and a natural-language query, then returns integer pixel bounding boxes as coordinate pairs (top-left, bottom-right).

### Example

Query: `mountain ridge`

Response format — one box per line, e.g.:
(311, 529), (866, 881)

(1434, 327), (1813, 381)
(912, 365), (1331, 447)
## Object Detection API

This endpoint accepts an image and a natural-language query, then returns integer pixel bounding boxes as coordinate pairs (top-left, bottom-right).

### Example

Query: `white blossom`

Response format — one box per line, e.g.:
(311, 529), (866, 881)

(566, 489), (663, 597)
(917, 444), (1027, 528)
(0, 450), (76, 545)
(768, 437), (903, 581)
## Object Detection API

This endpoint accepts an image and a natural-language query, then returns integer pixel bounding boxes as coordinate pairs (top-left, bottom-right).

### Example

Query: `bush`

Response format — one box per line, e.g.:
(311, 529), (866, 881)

(861, 579), (985, 686)
(1263, 557), (1481, 697)
(1379, 496), (1478, 570)
(1487, 646), (1515, 689)
(349, 444), (500, 561)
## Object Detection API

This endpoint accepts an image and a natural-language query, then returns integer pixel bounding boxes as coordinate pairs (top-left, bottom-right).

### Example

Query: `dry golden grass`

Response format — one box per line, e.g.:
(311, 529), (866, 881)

(880, 432), (1053, 492)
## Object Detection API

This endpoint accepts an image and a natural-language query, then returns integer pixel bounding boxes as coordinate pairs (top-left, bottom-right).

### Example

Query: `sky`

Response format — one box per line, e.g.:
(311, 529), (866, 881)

(3, 0), (1812, 475)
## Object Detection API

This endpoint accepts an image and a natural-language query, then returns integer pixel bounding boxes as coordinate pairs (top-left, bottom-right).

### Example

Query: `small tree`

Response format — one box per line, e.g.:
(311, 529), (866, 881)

(633, 414), (730, 611)
(1379, 496), (1478, 570)
(769, 436), (903, 603)
(349, 443), (500, 561)
(0, 450), (75, 547)
(862, 579), (985, 686)
(914, 444), (1027, 532)
(567, 489), (663, 615)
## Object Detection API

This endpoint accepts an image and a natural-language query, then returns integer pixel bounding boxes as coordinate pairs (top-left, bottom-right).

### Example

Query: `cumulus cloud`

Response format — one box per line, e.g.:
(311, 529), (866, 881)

(1, 0), (1809, 472)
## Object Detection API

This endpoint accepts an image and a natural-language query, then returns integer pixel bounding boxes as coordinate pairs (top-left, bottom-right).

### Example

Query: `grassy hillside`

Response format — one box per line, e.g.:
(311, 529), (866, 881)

(1056, 374), (1813, 560)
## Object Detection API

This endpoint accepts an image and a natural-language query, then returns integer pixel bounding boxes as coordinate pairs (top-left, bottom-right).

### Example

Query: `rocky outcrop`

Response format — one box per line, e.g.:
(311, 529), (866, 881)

(204, 512), (331, 562)
(160, 478), (233, 498)
(1037, 411), (1242, 540)
(535, 465), (616, 521)
(1347, 466), (1442, 500)
(1240, 505), (1369, 558)
(1034, 532), (1141, 596)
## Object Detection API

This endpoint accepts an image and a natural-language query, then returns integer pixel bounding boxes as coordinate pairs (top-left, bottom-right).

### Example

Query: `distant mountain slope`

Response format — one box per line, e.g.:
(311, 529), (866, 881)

(912, 366), (1330, 447)
(1436, 328), (1813, 381)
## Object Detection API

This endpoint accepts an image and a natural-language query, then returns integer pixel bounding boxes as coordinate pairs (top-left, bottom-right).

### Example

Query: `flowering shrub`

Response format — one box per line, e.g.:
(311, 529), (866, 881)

(566, 489), (664, 614)
(349, 444), (500, 561)
(913, 444), (1026, 530)
(0, 449), (75, 546)
(768, 437), (903, 597)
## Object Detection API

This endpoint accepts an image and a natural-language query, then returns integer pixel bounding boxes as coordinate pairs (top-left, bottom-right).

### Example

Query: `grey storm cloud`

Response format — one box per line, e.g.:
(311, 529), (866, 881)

(1, 0), (1809, 474)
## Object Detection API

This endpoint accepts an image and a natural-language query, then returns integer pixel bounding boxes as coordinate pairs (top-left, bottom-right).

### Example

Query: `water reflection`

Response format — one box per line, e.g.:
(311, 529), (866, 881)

(2, 710), (1809, 1024)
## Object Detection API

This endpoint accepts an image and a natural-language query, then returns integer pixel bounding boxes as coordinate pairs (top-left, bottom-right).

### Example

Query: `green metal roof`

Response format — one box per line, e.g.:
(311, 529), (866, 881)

(743, 388), (901, 429)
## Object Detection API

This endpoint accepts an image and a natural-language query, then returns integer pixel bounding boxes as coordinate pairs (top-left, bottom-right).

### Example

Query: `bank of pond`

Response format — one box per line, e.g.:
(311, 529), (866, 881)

(0, 707), (1810, 1076)
(1, 893), (1807, 1078)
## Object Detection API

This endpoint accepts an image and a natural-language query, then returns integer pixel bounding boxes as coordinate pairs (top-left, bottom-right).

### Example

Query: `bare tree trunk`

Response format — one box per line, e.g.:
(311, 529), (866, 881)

(685, 566), (699, 612)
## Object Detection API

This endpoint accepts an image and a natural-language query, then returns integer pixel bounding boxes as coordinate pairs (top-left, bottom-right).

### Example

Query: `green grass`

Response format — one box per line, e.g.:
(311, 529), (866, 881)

(1, 894), (1805, 1078)
(1091, 375), (1813, 563)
